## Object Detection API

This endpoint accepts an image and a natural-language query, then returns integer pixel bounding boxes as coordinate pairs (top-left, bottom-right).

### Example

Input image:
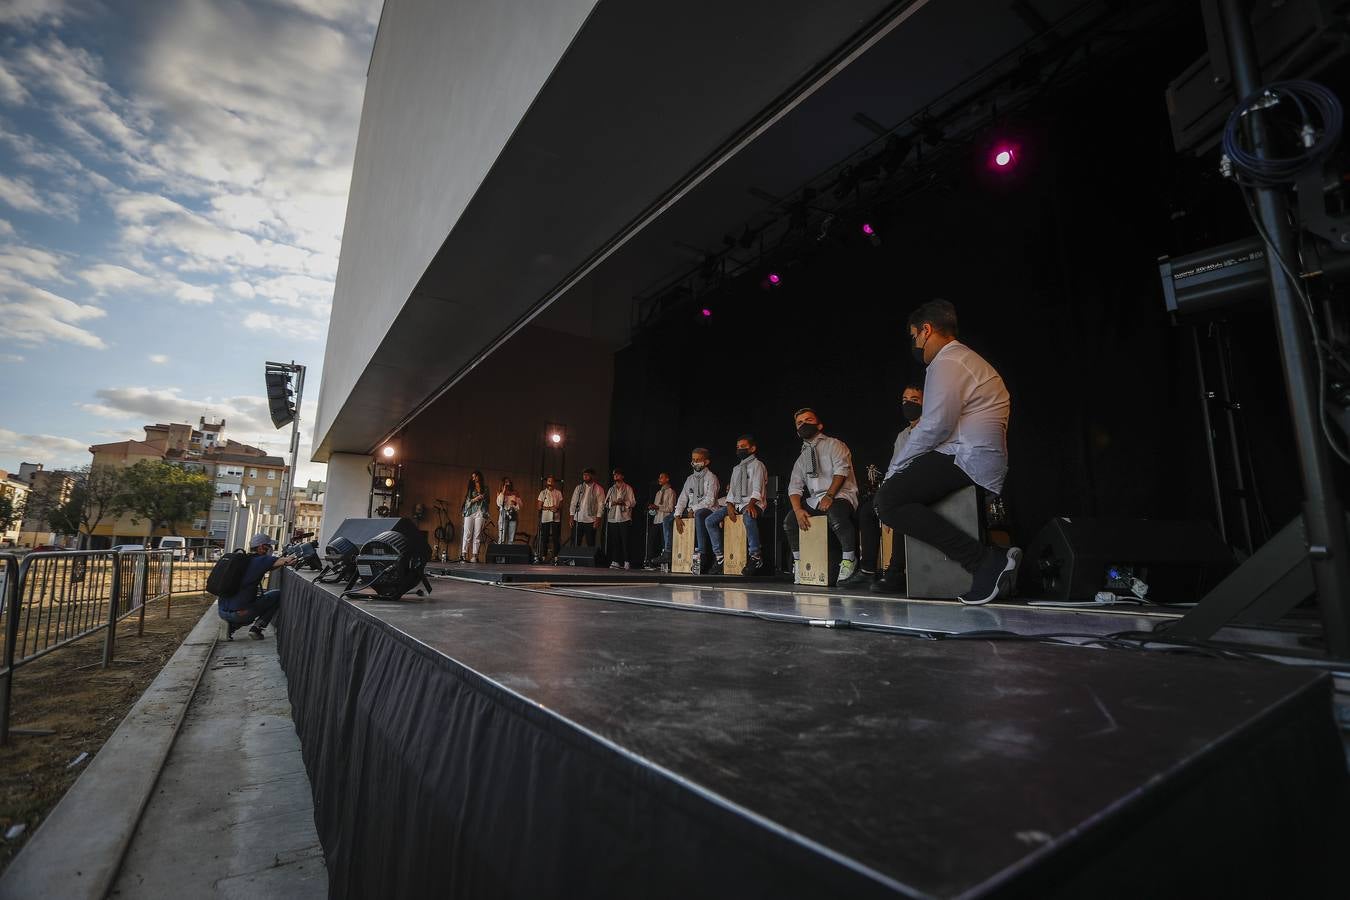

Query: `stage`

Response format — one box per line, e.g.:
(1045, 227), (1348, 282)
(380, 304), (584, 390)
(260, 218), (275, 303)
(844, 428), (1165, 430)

(277, 569), (1347, 899)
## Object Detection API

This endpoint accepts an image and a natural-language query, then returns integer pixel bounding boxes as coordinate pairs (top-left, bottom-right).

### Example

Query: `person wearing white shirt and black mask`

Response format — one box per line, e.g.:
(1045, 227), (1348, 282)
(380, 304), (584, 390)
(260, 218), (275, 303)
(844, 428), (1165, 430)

(673, 448), (720, 572)
(535, 475), (564, 562)
(605, 468), (636, 569)
(860, 384), (923, 579)
(569, 468), (606, 546)
(874, 299), (1020, 604)
(783, 408), (862, 586)
(704, 435), (768, 575)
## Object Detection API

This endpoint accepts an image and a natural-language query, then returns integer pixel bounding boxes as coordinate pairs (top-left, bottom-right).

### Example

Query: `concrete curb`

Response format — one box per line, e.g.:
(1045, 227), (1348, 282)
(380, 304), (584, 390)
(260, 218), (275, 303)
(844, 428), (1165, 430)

(0, 605), (221, 900)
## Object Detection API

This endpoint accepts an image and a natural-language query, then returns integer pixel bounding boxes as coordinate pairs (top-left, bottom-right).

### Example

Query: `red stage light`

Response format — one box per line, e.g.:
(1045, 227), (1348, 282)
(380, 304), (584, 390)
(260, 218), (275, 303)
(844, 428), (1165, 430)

(994, 148), (1014, 168)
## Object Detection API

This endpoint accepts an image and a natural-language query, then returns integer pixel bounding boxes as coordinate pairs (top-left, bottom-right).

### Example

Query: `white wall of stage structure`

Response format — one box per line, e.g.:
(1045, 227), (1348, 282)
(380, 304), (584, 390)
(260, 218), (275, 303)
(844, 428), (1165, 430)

(320, 453), (382, 551)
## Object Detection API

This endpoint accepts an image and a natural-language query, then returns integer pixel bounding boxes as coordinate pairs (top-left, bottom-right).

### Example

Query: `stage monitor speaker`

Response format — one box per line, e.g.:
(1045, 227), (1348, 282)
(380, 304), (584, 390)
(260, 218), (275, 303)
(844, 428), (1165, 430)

(556, 544), (607, 567)
(486, 543), (532, 565)
(330, 517), (430, 562)
(1031, 517), (1233, 603)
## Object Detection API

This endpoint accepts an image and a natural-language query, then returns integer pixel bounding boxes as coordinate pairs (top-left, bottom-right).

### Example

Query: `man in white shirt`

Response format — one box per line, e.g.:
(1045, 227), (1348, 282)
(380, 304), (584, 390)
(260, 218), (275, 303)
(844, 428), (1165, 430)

(704, 435), (768, 575)
(860, 384), (923, 579)
(605, 468), (636, 569)
(569, 468), (606, 547)
(673, 448), (720, 572)
(784, 408), (862, 586)
(649, 472), (676, 564)
(875, 299), (1020, 604)
(535, 474), (564, 562)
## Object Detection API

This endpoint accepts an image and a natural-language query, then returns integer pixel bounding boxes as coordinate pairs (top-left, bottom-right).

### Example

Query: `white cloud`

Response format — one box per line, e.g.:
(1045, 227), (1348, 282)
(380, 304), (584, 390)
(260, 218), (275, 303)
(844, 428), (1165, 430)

(79, 262), (157, 292)
(0, 218), (14, 237)
(174, 282), (213, 303)
(0, 282), (106, 348)
(0, 61), (28, 105)
(0, 0), (68, 27)
(0, 173), (44, 213)
(243, 310), (322, 334)
(0, 353), (24, 363)
(0, 245), (66, 283)
(0, 427), (90, 471)
(79, 386), (305, 460)
(148, 353), (168, 364)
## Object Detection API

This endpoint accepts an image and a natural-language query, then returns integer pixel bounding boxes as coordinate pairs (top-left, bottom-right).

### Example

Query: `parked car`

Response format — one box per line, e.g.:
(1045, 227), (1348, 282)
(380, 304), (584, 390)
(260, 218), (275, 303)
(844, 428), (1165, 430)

(29, 544), (66, 552)
(112, 543), (147, 552)
(156, 536), (187, 560)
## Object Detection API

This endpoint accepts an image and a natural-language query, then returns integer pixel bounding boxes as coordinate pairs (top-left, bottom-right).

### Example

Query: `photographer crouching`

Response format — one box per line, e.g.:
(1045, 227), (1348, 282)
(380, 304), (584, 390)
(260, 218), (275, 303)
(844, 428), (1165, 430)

(218, 533), (297, 640)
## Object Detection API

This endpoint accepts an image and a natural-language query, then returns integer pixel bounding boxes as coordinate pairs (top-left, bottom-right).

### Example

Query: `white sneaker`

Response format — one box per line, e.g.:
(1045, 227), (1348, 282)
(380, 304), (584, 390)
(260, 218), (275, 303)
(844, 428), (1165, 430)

(837, 558), (860, 586)
(623, 562), (631, 570)
(609, 562), (621, 569)
(792, 559), (799, 581)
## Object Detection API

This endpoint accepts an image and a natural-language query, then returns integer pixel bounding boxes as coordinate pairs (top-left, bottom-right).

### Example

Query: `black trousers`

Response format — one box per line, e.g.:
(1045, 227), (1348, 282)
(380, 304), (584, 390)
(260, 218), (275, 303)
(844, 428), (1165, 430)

(782, 497), (857, 553)
(874, 451), (984, 572)
(574, 521), (597, 546)
(606, 521), (631, 565)
(859, 494), (882, 571)
(537, 522), (560, 557)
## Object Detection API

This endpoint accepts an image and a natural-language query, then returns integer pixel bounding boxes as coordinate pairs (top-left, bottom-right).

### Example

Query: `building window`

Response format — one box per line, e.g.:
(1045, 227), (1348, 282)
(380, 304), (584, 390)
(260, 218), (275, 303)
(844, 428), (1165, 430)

(267, 470), (276, 480)
(265, 487), (273, 497)
(193, 519), (206, 530)
(263, 505), (271, 515)
(249, 469), (258, 478)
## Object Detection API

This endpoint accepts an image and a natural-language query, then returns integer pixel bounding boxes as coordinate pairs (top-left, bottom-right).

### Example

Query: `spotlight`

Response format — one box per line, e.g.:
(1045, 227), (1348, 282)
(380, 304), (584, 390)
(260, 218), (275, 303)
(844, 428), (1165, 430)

(767, 273), (781, 285)
(861, 223), (875, 236)
(861, 222), (881, 248)
(550, 432), (562, 445)
(381, 445), (396, 458)
(993, 148), (1015, 168)
(701, 307), (712, 317)
(383, 476), (395, 488)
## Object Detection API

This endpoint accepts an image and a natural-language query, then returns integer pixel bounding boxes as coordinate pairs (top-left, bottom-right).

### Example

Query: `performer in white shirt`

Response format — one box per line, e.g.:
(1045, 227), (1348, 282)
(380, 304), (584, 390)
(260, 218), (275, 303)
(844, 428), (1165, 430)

(875, 299), (1019, 604)
(649, 472), (675, 564)
(496, 478), (523, 545)
(673, 448), (720, 572)
(860, 384), (922, 579)
(784, 409), (862, 585)
(604, 468), (637, 569)
(535, 474), (564, 562)
(569, 468), (606, 547)
(704, 435), (768, 575)
(460, 470), (488, 563)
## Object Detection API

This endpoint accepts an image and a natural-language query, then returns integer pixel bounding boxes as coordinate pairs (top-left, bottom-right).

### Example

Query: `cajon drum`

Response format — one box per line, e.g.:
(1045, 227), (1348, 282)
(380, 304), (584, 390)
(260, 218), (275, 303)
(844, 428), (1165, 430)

(723, 512), (748, 576)
(879, 525), (895, 572)
(671, 516), (696, 574)
(797, 514), (831, 586)
(904, 485), (982, 598)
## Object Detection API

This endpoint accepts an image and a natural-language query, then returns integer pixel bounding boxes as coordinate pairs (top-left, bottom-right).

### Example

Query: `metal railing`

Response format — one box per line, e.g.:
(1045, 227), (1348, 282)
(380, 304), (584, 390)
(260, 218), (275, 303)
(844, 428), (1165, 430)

(0, 548), (197, 745)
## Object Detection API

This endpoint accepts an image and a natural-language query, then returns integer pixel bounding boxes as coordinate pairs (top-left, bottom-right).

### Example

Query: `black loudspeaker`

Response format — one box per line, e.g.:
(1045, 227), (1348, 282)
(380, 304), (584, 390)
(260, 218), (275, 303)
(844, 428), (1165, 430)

(486, 543), (532, 565)
(329, 517), (430, 561)
(555, 544), (607, 567)
(1031, 517), (1234, 603)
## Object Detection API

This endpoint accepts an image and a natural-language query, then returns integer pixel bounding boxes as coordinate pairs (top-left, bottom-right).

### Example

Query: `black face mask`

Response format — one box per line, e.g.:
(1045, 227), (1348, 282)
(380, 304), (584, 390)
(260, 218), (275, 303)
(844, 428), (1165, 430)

(797, 423), (820, 440)
(902, 401), (922, 423)
(735, 448), (751, 460)
(911, 330), (929, 365)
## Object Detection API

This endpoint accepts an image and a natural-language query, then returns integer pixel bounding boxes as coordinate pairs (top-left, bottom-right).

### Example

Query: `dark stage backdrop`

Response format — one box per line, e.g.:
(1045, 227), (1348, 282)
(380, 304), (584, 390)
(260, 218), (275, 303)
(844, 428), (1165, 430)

(608, 20), (1330, 553)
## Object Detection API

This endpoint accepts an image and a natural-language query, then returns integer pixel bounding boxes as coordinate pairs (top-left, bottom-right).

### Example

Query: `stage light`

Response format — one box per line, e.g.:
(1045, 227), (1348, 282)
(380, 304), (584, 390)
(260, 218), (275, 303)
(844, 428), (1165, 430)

(383, 476), (395, 488)
(861, 223), (875, 236)
(381, 445), (396, 459)
(861, 222), (881, 248)
(994, 148), (1015, 168)
(549, 432), (562, 445)
(767, 273), (781, 285)
(701, 307), (712, 317)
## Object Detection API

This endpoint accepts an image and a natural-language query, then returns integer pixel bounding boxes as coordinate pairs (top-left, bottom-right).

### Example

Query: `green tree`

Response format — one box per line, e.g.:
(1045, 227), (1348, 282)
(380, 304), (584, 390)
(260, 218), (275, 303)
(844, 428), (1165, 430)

(41, 465), (129, 549)
(0, 493), (15, 533)
(119, 460), (214, 541)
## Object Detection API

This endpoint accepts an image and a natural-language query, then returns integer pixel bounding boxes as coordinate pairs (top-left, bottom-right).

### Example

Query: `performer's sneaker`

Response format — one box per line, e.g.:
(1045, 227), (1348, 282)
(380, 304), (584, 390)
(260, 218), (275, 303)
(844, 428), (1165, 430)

(870, 568), (904, 593)
(707, 557), (724, 575)
(691, 553), (702, 575)
(248, 625), (266, 640)
(609, 562), (621, 570)
(836, 559), (860, 586)
(745, 554), (763, 575)
(959, 547), (1021, 605)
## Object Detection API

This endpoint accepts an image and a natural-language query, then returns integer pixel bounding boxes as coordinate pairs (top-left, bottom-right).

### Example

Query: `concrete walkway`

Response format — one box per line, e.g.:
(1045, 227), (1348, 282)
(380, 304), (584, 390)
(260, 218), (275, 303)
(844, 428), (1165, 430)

(111, 629), (327, 898)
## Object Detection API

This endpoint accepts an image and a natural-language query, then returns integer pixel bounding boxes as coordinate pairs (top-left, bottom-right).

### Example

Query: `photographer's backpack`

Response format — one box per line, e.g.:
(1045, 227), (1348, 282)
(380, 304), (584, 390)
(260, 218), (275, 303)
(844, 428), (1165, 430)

(207, 550), (252, 597)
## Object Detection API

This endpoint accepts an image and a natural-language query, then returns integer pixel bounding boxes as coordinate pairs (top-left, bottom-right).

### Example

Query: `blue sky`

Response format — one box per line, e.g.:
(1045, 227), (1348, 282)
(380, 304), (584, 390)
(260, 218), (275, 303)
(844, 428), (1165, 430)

(0, 0), (381, 481)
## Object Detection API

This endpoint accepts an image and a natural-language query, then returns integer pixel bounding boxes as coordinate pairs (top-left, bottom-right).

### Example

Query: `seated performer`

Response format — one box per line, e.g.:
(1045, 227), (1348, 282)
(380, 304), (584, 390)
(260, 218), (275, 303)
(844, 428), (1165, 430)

(605, 468), (636, 570)
(860, 383), (923, 580)
(704, 435), (767, 574)
(649, 471), (675, 563)
(874, 299), (1019, 604)
(673, 448), (720, 572)
(536, 474), (563, 562)
(569, 468), (606, 546)
(783, 408), (862, 586)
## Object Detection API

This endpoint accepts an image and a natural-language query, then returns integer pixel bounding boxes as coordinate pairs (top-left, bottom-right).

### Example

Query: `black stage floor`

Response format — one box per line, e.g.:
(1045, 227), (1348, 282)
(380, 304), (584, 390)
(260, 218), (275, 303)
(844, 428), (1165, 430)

(279, 571), (1348, 899)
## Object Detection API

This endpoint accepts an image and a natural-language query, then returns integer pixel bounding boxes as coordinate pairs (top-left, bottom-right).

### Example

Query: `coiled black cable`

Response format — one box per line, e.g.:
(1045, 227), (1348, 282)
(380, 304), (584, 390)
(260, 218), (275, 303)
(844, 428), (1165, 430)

(1221, 80), (1342, 186)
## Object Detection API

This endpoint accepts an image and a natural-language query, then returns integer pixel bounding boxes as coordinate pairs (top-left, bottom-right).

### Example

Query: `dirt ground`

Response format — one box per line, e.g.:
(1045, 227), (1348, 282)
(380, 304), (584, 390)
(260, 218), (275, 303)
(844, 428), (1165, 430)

(0, 593), (215, 875)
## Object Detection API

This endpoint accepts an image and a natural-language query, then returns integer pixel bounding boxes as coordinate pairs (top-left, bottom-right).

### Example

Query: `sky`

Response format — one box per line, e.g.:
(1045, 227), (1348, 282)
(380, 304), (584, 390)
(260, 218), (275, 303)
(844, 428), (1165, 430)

(0, 0), (382, 483)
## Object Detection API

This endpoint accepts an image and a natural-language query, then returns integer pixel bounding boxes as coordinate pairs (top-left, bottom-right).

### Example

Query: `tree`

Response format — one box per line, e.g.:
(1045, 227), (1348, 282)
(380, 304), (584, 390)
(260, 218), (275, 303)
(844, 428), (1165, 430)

(0, 493), (15, 533)
(37, 465), (129, 549)
(119, 461), (214, 540)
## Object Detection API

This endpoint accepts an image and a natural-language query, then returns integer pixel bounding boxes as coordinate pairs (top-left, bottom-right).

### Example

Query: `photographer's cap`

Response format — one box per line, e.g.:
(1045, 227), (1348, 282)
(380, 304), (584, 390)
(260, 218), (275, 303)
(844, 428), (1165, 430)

(249, 533), (274, 549)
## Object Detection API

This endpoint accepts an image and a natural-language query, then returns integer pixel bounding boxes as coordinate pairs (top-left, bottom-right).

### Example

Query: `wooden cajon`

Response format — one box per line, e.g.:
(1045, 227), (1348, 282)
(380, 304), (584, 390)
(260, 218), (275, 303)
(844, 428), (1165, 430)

(904, 485), (982, 598)
(671, 516), (696, 574)
(722, 512), (748, 576)
(797, 515), (831, 586)
(879, 525), (895, 572)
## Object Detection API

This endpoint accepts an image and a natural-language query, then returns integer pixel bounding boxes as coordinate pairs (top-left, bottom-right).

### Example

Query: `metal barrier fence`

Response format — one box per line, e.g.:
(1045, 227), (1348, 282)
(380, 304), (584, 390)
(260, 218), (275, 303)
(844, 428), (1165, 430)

(0, 548), (199, 745)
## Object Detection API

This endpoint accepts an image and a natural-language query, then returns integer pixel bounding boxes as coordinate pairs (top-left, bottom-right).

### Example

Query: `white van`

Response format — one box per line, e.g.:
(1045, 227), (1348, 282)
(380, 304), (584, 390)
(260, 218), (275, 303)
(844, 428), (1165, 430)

(157, 536), (187, 560)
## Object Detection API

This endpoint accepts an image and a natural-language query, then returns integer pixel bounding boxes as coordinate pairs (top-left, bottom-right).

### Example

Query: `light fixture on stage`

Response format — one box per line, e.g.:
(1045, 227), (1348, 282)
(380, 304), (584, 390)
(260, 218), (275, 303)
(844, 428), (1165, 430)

(381, 445), (396, 459)
(767, 273), (781, 285)
(701, 307), (712, 317)
(549, 432), (563, 445)
(345, 529), (432, 600)
(861, 222), (881, 247)
(318, 535), (359, 584)
(994, 148), (1015, 168)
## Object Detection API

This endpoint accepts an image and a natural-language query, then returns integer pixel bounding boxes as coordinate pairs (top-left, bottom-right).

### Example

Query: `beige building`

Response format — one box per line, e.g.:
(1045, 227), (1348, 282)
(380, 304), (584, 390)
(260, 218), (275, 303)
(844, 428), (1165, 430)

(294, 480), (326, 543)
(15, 467), (78, 548)
(0, 471), (31, 547)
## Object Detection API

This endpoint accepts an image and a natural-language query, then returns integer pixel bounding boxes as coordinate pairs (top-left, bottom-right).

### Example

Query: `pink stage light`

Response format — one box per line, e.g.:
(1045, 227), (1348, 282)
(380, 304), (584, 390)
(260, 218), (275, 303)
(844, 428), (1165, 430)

(767, 273), (781, 285)
(994, 148), (1014, 168)
(861, 223), (875, 236)
(701, 307), (712, 317)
